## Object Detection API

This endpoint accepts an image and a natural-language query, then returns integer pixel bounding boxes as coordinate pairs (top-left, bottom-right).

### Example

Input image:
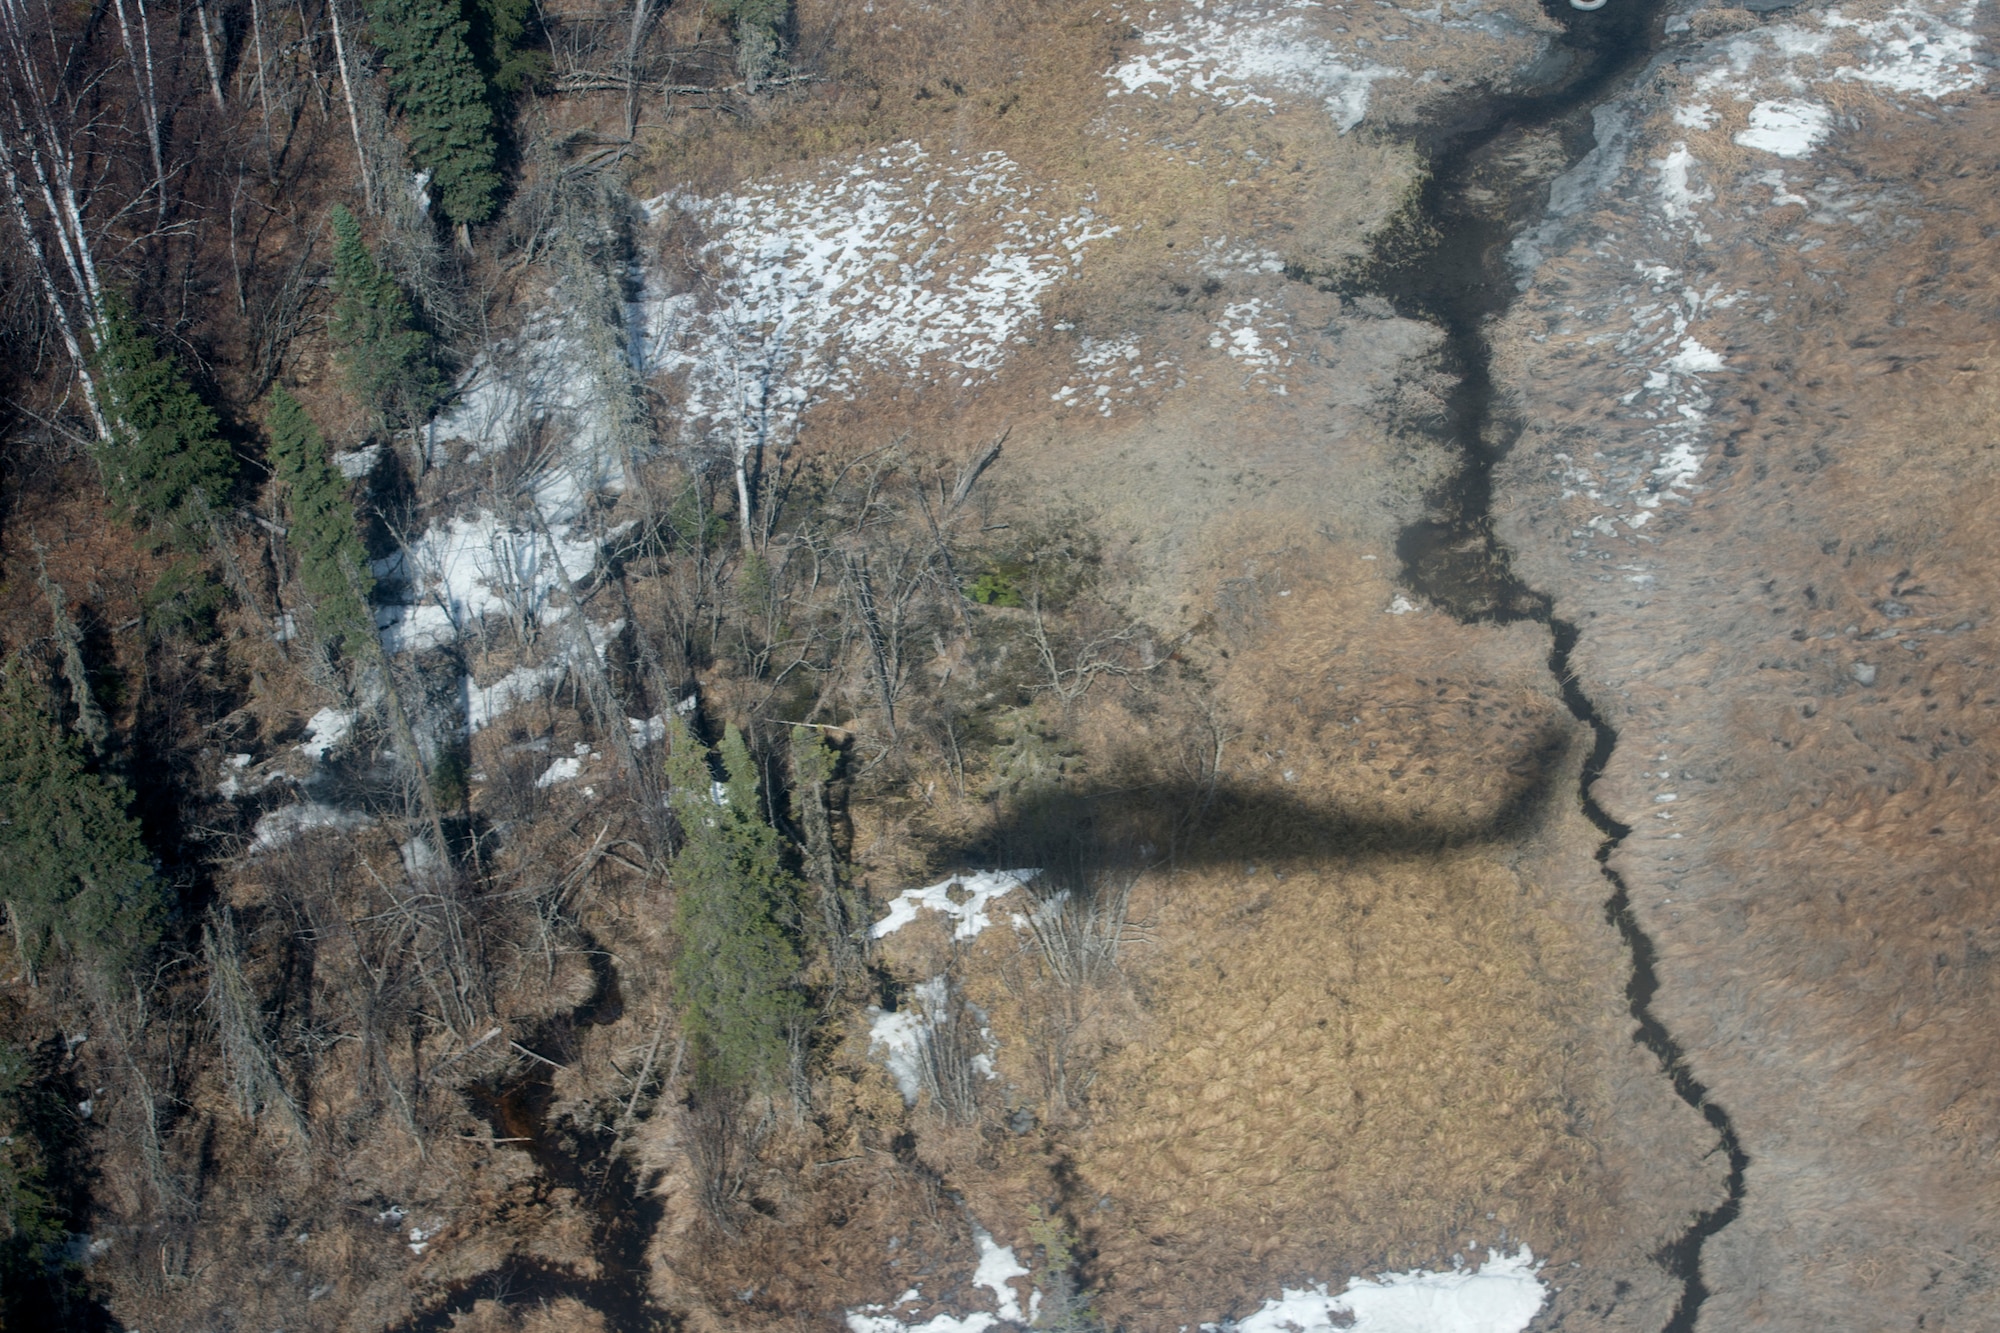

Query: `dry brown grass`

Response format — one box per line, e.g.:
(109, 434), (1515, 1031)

(1492, 61), (2000, 1329)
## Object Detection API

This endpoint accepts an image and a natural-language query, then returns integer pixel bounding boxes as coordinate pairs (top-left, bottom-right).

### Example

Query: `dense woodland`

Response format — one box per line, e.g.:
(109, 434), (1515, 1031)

(0, 0), (1205, 1326)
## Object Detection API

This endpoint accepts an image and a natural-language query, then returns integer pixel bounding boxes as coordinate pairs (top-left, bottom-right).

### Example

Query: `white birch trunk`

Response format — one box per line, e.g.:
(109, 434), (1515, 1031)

(327, 0), (375, 210)
(109, 0), (168, 223)
(194, 0), (225, 111)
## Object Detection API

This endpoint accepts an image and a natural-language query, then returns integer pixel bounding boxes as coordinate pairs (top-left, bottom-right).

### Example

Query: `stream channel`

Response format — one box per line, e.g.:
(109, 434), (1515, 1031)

(1362, 1), (1750, 1330)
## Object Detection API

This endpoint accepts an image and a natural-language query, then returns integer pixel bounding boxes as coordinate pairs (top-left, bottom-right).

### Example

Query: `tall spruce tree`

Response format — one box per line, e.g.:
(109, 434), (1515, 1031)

(267, 387), (377, 653)
(328, 206), (447, 433)
(0, 667), (163, 986)
(666, 717), (806, 1092)
(467, 0), (548, 96)
(363, 0), (502, 226)
(89, 294), (238, 551)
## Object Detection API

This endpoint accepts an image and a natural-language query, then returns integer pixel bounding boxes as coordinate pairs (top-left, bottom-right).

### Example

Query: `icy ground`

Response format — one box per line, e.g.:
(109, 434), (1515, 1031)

(1107, 0), (1400, 132)
(1214, 1248), (1547, 1333)
(871, 870), (1043, 941)
(644, 144), (1115, 456)
(1514, 0), (1984, 540)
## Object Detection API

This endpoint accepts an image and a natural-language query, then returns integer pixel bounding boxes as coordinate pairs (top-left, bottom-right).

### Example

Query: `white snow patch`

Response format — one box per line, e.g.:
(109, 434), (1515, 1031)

(216, 753), (255, 800)
(1654, 144), (1713, 222)
(1208, 297), (1295, 389)
(846, 1314), (998, 1333)
(1056, 335), (1176, 417)
(534, 756), (583, 788)
(644, 144), (1114, 458)
(971, 1230), (1030, 1322)
(464, 661), (564, 732)
(1672, 102), (1717, 129)
(1665, 338), (1725, 374)
(871, 870), (1040, 941)
(866, 977), (1000, 1104)
(866, 983), (938, 1104)
(332, 444), (381, 479)
(297, 708), (357, 761)
(1828, 2), (1987, 96)
(1212, 1247), (1547, 1333)
(401, 836), (441, 876)
(373, 515), (603, 655)
(628, 715), (668, 746)
(1734, 100), (1831, 157)
(1108, 1), (1400, 133)
(252, 802), (372, 850)
(429, 303), (637, 528)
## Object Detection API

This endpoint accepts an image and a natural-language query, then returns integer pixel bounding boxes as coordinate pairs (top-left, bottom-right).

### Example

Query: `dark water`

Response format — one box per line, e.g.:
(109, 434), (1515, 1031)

(390, 948), (674, 1333)
(1359, 4), (1751, 1329)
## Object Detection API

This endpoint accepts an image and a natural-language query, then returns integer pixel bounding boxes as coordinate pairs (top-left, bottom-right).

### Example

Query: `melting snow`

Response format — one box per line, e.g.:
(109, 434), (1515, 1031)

(1212, 1247), (1547, 1333)
(871, 870), (1041, 940)
(845, 1224), (1029, 1333)
(252, 802), (372, 850)
(1686, 0), (1985, 164)
(645, 144), (1114, 455)
(373, 515), (603, 655)
(1734, 100), (1831, 157)
(1108, 1), (1400, 133)
(1828, 2), (1987, 96)
(296, 708), (357, 761)
(332, 444), (380, 479)
(971, 1230), (1030, 1322)
(463, 661), (564, 733)
(846, 1313), (999, 1333)
(1208, 298), (1296, 389)
(535, 756), (584, 788)
(1654, 144), (1713, 224)
(866, 977), (1001, 1104)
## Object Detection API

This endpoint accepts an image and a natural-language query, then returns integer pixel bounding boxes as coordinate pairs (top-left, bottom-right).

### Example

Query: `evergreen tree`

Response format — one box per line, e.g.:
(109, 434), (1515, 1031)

(0, 667), (163, 985)
(328, 206), (447, 432)
(467, 0), (549, 96)
(89, 293), (237, 551)
(667, 717), (806, 1092)
(363, 0), (502, 226)
(267, 387), (377, 653)
(0, 1042), (60, 1316)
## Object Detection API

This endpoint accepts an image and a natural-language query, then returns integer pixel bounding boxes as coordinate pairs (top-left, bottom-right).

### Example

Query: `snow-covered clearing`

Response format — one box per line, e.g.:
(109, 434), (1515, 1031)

(871, 870), (1041, 941)
(1212, 1247), (1547, 1333)
(644, 144), (1114, 454)
(1108, 1), (1399, 132)
(372, 514), (607, 656)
